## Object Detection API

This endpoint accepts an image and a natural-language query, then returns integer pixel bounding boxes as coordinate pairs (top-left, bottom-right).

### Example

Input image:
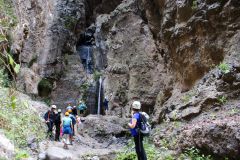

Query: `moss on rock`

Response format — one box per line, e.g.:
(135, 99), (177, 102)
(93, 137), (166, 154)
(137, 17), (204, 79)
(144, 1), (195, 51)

(37, 79), (53, 97)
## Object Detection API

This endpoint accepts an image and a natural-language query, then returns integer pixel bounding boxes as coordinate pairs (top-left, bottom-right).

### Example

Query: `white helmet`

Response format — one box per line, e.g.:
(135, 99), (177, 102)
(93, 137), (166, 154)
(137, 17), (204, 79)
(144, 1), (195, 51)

(51, 105), (57, 109)
(132, 101), (141, 110)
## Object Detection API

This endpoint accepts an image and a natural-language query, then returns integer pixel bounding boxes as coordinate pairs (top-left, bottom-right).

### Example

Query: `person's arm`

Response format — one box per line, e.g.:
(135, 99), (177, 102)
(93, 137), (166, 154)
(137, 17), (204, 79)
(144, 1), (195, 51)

(71, 121), (73, 130)
(128, 118), (137, 129)
(44, 111), (49, 122)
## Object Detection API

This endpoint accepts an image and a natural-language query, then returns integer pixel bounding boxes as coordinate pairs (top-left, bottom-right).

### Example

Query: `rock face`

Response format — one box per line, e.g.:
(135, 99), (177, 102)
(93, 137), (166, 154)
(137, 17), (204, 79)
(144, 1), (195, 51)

(179, 115), (240, 159)
(12, 0), (85, 96)
(95, 0), (168, 116)
(11, 0), (240, 158)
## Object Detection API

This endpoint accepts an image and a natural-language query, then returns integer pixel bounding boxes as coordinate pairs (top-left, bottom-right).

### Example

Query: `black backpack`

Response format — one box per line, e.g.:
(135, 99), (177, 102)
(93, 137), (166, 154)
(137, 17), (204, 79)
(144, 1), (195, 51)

(138, 113), (151, 136)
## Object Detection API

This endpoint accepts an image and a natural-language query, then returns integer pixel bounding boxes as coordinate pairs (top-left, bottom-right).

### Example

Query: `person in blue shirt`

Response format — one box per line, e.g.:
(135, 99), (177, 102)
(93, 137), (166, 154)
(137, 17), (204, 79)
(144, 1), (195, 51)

(67, 109), (76, 136)
(62, 112), (73, 149)
(128, 101), (147, 160)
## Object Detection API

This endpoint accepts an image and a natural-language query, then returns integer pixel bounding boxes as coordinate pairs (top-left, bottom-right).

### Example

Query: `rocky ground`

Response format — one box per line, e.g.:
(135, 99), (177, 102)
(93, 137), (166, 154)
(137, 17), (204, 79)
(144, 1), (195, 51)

(38, 115), (129, 160)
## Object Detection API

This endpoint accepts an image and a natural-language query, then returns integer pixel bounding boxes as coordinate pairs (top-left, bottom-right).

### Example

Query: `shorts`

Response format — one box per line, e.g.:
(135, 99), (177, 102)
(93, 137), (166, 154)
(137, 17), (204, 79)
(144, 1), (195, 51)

(63, 126), (72, 135)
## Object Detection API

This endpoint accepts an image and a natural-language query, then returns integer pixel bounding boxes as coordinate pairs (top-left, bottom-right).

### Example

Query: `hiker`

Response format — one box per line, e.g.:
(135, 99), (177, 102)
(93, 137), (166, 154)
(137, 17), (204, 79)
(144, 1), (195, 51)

(55, 109), (62, 141)
(76, 115), (82, 135)
(44, 105), (57, 139)
(128, 101), (147, 160)
(78, 101), (87, 115)
(72, 105), (78, 117)
(68, 109), (76, 136)
(62, 112), (73, 148)
(66, 103), (72, 111)
(103, 97), (109, 115)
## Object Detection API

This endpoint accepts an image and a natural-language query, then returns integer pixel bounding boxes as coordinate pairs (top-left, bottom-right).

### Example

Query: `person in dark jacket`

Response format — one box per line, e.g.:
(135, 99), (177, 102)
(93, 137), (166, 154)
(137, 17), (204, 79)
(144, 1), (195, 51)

(103, 97), (109, 115)
(72, 106), (78, 117)
(44, 105), (57, 139)
(55, 109), (62, 141)
(128, 101), (147, 160)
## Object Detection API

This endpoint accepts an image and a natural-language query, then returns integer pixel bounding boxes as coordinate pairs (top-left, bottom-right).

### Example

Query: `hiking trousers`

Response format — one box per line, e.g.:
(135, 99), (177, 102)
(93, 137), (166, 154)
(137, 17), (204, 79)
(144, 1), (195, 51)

(134, 134), (147, 160)
(46, 121), (54, 136)
(55, 124), (60, 141)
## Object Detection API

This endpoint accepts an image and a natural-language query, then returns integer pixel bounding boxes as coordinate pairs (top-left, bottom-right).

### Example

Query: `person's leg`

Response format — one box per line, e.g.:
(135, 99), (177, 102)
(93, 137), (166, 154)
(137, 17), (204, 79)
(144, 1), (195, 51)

(134, 136), (141, 160)
(139, 134), (147, 160)
(55, 124), (60, 141)
(49, 121), (54, 139)
(69, 127), (73, 145)
(72, 124), (75, 136)
(46, 122), (53, 138)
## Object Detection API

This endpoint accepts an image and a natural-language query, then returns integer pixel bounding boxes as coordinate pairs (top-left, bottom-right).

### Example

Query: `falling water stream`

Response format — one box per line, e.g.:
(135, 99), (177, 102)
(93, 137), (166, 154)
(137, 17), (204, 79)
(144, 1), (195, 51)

(97, 76), (102, 115)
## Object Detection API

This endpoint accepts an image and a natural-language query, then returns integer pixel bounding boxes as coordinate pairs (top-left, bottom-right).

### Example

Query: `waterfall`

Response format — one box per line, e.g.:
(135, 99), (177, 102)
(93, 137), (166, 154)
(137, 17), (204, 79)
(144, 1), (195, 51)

(97, 76), (102, 115)
(78, 45), (93, 74)
(86, 46), (89, 73)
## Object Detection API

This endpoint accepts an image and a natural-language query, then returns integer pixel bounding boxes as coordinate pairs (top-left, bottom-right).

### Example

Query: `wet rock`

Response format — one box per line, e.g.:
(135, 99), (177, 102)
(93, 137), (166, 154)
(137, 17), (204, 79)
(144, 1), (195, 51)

(46, 147), (73, 160)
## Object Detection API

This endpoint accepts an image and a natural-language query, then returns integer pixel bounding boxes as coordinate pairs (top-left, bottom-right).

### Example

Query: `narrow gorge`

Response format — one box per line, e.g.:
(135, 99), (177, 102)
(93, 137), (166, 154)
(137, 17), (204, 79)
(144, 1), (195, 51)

(0, 0), (240, 159)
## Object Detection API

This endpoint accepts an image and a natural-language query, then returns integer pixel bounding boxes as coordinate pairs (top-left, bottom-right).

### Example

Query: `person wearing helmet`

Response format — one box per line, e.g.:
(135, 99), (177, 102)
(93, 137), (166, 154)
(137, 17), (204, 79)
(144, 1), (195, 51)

(54, 109), (62, 141)
(66, 104), (73, 111)
(44, 105), (57, 139)
(128, 101), (147, 160)
(72, 105), (78, 117)
(62, 112), (73, 148)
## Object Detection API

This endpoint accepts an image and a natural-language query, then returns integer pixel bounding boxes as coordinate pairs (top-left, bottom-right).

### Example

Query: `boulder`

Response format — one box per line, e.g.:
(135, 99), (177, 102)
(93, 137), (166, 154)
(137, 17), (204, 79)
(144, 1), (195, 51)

(178, 116), (240, 159)
(46, 147), (73, 160)
(82, 115), (128, 138)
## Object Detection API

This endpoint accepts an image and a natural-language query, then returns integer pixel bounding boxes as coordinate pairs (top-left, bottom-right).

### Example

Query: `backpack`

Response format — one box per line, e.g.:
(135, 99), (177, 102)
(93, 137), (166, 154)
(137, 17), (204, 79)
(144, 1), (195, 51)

(69, 115), (76, 125)
(138, 112), (151, 136)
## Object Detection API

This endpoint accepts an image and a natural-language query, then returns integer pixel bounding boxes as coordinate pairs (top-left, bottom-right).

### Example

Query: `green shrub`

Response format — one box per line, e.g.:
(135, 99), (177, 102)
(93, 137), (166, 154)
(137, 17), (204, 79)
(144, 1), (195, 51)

(218, 62), (230, 74)
(179, 147), (213, 160)
(37, 79), (53, 97)
(181, 91), (196, 104)
(0, 89), (45, 148)
(192, 0), (197, 10)
(0, 69), (9, 87)
(63, 16), (78, 30)
(93, 70), (102, 81)
(116, 139), (161, 160)
(116, 152), (137, 160)
(15, 149), (29, 160)
(80, 82), (90, 102)
(217, 96), (227, 104)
